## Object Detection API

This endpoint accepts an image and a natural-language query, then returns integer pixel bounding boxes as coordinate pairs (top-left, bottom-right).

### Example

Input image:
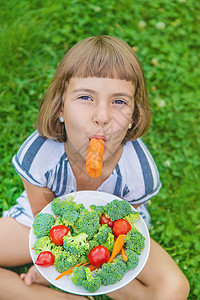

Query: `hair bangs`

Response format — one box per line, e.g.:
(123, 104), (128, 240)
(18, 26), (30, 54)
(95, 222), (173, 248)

(64, 36), (138, 86)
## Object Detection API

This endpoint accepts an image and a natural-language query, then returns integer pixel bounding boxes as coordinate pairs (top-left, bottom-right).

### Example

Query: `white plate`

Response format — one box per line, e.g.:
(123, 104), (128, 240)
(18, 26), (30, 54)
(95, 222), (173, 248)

(29, 191), (150, 296)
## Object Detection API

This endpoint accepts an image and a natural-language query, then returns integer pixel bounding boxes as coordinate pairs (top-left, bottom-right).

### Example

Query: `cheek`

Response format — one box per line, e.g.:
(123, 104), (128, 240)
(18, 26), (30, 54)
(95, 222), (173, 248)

(111, 111), (131, 133)
(64, 106), (84, 130)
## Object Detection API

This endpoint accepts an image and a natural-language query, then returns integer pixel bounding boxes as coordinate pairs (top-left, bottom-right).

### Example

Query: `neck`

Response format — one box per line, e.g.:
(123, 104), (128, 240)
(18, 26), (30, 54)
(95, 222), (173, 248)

(64, 141), (123, 190)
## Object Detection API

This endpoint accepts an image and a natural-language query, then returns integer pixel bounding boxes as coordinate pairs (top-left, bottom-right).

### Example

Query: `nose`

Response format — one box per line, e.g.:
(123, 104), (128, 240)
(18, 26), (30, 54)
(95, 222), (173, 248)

(93, 103), (110, 127)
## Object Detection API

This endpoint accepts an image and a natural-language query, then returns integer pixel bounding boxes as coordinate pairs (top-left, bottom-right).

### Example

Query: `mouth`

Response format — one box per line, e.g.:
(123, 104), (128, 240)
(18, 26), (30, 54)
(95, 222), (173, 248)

(89, 135), (107, 143)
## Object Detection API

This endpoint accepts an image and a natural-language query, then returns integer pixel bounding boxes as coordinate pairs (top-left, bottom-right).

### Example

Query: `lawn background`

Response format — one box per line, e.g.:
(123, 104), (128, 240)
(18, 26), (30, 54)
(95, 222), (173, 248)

(0, 0), (199, 299)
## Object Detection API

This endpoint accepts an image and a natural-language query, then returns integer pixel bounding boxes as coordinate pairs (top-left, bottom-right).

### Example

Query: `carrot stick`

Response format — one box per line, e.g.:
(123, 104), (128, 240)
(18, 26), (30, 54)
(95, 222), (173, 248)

(107, 234), (126, 263)
(55, 261), (84, 280)
(81, 262), (90, 267)
(86, 138), (104, 178)
(120, 247), (128, 261)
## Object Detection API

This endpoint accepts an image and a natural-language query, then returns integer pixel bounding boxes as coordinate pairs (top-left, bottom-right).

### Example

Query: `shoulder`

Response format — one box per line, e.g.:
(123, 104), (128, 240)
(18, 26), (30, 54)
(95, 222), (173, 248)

(118, 139), (161, 204)
(12, 130), (66, 186)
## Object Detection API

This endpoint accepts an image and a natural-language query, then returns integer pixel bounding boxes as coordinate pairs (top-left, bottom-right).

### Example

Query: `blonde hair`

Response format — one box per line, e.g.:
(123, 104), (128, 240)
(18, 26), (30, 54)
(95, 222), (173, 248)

(37, 35), (151, 143)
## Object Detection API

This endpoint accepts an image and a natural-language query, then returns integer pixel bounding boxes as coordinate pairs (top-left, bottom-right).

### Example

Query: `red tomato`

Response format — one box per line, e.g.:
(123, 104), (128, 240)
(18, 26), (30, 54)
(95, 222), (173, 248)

(49, 225), (70, 245)
(112, 219), (131, 237)
(88, 245), (110, 268)
(99, 214), (114, 228)
(35, 251), (55, 267)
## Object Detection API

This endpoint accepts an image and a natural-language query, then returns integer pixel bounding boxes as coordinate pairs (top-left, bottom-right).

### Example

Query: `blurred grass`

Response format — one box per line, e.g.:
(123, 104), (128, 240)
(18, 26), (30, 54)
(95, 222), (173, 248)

(0, 0), (200, 299)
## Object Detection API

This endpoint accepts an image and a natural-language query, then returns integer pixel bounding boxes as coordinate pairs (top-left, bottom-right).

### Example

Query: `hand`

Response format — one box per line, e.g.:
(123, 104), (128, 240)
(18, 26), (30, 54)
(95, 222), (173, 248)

(20, 265), (50, 286)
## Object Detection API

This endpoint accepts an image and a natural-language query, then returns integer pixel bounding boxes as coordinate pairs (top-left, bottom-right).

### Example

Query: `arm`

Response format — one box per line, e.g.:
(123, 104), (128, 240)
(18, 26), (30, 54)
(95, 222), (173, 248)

(132, 204), (140, 209)
(21, 177), (55, 217)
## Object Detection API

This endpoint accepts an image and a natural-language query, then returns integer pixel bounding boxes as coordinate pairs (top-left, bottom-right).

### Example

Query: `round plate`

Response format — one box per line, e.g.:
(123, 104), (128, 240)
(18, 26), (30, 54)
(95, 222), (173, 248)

(29, 191), (150, 296)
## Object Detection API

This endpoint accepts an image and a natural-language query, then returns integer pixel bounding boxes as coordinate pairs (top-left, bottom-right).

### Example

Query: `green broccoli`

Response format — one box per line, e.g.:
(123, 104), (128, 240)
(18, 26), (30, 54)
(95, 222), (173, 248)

(34, 236), (63, 260)
(101, 232), (115, 253)
(33, 213), (55, 238)
(88, 239), (99, 252)
(51, 196), (84, 216)
(74, 209), (100, 239)
(82, 268), (101, 293)
(69, 266), (87, 286)
(62, 210), (79, 228)
(63, 231), (90, 256)
(34, 236), (53, 254)
(54, 216), (64, 226)
(123, 212), (140, 226)
(51, 244), (64, 261)
(77, 254), (89, 264)
(91, 224), (115, 252)
(103, 199), (133, 221)
(124, 227), (145, 255)
(54, 250), (78, 273)
(113, 254), (128, 274)
(93, 224), (112, 244)
(69, 267), (101, 293)
(90, 204), (105, 217)
(125, 249), (139, 270)
(96, 255), (127, 286)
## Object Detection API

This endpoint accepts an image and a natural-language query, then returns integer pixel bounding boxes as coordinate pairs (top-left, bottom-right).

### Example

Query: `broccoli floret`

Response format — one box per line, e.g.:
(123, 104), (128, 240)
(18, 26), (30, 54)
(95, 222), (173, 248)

(54, 250), (78, 273)
(82, 268), (101, 293)
(62, 210), (79, 227)
(77, 254), (88, 264)
(51, 244), (64, 261)
(101, 232), (115, 253)
(104, 199), (133, 221)
(123, 212), (140, 226)
(63, 231), (89, 256)
(113, 254), (128, 274)
(88, 239), (99, 252)
(69, 266), (87, 286)
(69, 267), (101, 293)
(90, 204), (105, 217)
(33, 213), (55, 238)
(34, 236), (63, 260)
(74, 209), (100, 239)
(125, 249), (139, 270)
(51, 196), (84, 216)
(34, 236), (53, 254)
(96, 255), (127, 286)
(54, 216), (64, 226)
(124, 227), (145, 255)
(93, 224), (112, 244)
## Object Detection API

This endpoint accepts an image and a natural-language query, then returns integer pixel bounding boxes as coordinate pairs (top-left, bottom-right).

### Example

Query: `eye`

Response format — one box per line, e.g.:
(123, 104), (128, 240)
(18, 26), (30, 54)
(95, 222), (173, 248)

(113, 99), (127, 105)
(79, 95), (92, 101)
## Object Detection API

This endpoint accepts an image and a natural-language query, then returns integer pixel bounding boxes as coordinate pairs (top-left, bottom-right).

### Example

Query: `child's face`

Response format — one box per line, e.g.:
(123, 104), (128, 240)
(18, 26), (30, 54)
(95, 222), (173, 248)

(61, 77), (135, 164)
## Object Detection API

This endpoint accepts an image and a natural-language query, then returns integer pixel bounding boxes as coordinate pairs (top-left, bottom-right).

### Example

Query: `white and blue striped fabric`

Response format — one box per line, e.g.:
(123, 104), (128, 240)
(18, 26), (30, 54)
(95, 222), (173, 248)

(3, 130), (161, 228)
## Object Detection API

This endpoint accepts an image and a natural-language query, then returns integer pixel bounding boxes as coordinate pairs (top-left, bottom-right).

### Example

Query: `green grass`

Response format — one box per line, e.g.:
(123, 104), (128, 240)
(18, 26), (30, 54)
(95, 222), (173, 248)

(0, 0), (199, 299)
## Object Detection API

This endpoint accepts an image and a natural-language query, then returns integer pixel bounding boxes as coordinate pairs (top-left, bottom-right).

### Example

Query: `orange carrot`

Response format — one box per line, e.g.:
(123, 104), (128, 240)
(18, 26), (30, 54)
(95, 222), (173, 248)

(55, 261), (84, 280)
(108, 234), (126, 263)
(120, 247), (128, 261)
(86, 264), (97, 271)
(86, 138), (104, 178)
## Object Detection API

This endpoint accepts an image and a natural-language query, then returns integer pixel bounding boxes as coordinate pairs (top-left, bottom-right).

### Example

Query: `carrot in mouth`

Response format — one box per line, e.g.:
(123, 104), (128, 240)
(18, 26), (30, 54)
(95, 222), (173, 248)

(86, 138), (104, 178)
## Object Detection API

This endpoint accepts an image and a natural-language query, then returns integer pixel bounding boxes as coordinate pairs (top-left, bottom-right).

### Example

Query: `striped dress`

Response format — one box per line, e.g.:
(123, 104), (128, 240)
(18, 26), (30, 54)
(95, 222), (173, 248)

(3, 130), (161, 227)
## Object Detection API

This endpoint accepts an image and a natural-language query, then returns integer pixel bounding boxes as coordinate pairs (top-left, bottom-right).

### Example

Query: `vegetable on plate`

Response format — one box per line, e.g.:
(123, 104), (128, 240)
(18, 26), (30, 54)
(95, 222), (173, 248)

(32, 197), (145, 293)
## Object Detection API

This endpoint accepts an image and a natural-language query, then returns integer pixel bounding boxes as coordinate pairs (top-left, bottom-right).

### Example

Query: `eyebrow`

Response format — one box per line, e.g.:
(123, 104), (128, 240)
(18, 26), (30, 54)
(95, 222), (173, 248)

(71, 88), (133, 100)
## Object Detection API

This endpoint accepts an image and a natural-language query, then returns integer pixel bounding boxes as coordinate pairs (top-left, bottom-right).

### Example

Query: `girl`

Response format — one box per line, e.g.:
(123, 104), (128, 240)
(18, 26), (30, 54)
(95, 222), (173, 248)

(0, 36), (189, 300)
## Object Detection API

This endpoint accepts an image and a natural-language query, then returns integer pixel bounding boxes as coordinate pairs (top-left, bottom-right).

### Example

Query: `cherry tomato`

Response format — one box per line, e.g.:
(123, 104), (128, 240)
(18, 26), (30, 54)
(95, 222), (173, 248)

(88, 245), (110, 268)
(112, 219), (131, 237)
(35, 251), (55, 267)
(99, 214), (114, 228)
(49, 225), (70, 245)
